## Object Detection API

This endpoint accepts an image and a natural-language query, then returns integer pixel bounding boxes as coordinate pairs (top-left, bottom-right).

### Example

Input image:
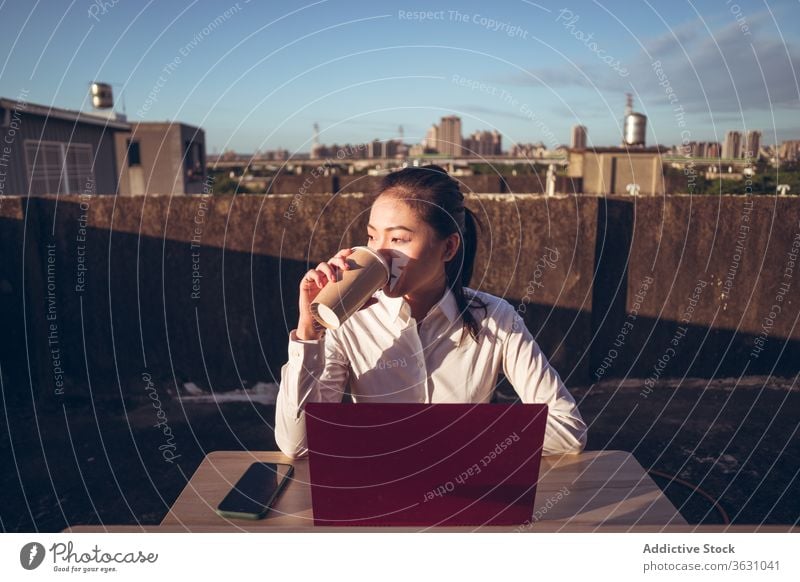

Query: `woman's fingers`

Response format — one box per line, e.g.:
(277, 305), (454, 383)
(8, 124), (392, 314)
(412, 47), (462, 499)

(329, 248), (354, 272)
(319, 253), (353, 282)
(316, 261), (336, 282)
(335, 247), (355, 258)
(328, 256), (349, 273)
(305, 249), (353, 289)
(302, 269), (326, 290)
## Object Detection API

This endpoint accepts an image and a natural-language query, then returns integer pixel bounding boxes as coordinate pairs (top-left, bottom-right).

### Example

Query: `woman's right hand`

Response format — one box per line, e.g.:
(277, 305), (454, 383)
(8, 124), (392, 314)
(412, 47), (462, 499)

(296, 247), (357, 340)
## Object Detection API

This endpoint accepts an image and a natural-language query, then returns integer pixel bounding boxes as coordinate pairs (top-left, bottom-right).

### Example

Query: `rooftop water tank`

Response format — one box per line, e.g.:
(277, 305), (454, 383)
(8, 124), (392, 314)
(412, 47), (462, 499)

(91, 82), (113, 109)
(623, 112), (647, 146)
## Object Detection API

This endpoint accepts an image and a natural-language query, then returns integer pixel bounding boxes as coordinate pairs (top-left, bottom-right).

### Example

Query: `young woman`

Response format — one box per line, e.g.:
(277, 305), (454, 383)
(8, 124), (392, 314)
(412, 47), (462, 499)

(276, 165), (587, 458)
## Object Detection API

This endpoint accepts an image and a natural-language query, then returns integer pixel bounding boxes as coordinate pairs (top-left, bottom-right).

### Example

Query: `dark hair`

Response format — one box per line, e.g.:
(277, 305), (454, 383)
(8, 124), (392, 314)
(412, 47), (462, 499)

(375, 164), (488, 344)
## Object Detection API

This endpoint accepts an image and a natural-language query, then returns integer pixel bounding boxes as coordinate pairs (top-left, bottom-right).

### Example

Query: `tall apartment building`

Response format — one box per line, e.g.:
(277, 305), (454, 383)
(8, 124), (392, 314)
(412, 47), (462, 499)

(437, 115), (462, 156)
(423, 124), (439, 152)
(464, 130), (502, 156)
(681, 141), (721, 158)
(367, 139), (384, 159)
(779, 140), (800, 161)
(722, 131), (741, 160)
(743, 130), (761, 159)
(571, 125), (587, 149)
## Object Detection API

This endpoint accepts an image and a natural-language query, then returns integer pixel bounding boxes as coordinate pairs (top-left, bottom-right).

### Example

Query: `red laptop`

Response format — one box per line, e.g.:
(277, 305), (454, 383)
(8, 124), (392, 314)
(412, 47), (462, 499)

(304, 402), (548, 527)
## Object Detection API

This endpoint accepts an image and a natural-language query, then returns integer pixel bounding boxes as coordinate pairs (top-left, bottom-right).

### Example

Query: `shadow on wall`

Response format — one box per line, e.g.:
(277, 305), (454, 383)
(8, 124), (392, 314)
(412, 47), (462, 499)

(1, 196), (306, 410)
(587, 196), (800, 382)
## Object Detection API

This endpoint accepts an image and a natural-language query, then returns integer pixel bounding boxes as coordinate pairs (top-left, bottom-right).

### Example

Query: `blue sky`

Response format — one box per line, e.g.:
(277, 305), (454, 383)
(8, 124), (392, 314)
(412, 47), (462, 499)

(1, 0), (798, 153)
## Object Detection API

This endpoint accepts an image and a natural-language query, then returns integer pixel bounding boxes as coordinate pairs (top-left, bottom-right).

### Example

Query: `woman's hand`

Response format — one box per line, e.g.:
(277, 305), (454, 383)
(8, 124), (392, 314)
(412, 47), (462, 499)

(296, 247), (377, 340)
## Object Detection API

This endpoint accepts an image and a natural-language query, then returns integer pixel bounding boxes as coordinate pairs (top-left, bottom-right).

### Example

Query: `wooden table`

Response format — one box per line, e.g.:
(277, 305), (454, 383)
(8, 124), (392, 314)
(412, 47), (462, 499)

(147, 450), (688, 531)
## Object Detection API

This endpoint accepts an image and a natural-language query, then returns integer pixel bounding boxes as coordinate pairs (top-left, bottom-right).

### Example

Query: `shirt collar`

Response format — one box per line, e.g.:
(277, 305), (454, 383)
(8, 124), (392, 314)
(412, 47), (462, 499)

(380, 286), (459, 326)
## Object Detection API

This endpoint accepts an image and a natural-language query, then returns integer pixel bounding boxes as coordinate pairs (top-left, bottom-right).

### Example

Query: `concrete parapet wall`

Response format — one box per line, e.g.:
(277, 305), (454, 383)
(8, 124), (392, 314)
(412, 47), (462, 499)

(1, 193), (797, 406)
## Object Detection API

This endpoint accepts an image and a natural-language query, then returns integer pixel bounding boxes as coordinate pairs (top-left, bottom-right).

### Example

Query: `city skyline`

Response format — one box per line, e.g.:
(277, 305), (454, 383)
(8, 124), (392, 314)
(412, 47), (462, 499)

(221, 118), (789, 164)
(1, 0), (799, 154)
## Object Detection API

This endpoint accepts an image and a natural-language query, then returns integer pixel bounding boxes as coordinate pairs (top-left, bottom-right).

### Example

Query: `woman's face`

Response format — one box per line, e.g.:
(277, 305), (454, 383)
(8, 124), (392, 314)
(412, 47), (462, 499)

(366, 195), (458, 298)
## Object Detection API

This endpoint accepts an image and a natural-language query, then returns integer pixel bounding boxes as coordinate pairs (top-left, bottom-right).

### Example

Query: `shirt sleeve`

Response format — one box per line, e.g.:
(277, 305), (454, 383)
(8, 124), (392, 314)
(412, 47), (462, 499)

(501, 307), (588, 455)
(274, 328), (350, 458)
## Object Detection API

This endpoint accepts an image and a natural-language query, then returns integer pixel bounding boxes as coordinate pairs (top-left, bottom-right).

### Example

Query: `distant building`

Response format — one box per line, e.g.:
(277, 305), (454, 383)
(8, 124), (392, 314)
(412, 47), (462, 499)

(0, 96), (128, 196)
(462, 133), (475, 156)
(115, 122), (206, 195)
(463, 130), (502, 157)
(705, 142), (721, 158)
(779, 140), (800, 161)
(408, 144), (426, 157)
(311, 142), (368, 160)
(259, 149), (289, 161)
(423, 124), (439, 152)
(571, 125), (587, 149)
(310, 142), (326, 159)
(743, 130), (761, 159)
(367, 139), (383, 159)
(679, 141), (721, 159)
(437, 116), (462, 157)
(363, 139), (401, 159)
(722, 131), (741, 160)
(510, 142), (548, 158)
(384, 140), (399, 158)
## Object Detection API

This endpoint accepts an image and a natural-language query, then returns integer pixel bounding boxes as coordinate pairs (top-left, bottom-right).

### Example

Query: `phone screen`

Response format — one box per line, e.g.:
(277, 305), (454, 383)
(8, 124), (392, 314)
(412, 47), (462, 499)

(216, 462), (294, 519)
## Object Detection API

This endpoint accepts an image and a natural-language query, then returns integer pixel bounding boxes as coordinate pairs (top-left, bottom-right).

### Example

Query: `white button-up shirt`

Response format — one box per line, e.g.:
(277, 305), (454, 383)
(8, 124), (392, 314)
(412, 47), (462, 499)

(276, 286), (587, 458)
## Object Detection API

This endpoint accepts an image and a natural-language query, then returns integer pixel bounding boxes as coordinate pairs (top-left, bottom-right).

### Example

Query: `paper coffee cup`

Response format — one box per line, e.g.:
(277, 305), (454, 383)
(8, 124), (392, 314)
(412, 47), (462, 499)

(310, 246), (390, 330)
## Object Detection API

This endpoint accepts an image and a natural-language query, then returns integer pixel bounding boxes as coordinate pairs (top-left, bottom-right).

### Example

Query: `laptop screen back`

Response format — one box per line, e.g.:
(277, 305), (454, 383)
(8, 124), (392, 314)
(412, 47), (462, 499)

(305, 402), (548, 526)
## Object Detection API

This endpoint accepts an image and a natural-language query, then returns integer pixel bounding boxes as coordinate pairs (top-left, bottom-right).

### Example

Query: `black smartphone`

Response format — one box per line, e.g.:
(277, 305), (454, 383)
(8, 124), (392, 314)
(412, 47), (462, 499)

(215, 462), (294, 520)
